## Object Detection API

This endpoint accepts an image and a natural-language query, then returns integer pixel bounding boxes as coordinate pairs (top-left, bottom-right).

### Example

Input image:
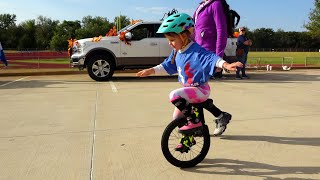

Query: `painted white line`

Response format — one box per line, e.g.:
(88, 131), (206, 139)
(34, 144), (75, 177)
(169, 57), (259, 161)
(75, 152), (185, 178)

(109, 81), (118, 93)
(0, 76), (30, 87)
(311, 89), (320, 93)
(90, 90), (98, 180)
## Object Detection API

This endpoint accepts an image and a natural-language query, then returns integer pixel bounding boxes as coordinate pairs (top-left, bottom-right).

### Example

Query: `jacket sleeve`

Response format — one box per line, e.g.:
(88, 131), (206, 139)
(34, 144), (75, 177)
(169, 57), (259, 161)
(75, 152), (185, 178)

(160, 50), (178, 75)
(211, 1), (228, 58)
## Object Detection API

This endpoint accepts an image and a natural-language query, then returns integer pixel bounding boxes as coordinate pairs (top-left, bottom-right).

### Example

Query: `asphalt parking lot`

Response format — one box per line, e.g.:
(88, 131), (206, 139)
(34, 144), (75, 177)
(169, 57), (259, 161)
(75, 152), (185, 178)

(0, 70), (320, 180)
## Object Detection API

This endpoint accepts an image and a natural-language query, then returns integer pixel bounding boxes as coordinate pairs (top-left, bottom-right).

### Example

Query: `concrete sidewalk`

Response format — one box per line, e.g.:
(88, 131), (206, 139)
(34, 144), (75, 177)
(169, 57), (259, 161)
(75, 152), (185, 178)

(1, 72), (320, 179)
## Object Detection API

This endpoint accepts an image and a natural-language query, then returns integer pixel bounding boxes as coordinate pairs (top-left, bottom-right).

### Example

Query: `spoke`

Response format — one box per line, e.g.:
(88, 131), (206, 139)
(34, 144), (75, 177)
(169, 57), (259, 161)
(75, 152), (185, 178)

(175, 152), (183, 160)
(190, 147), (201, 154)
(171, 130), (182, 139)
(92, 64), (99, 70)
(103, 63), (109, 68)
(102, 68), (110, 74)
(93, 69), (100, 76)
(194, 143), (203, 149)
(100, 71), (105, 77)
(97, 60), (102, 66)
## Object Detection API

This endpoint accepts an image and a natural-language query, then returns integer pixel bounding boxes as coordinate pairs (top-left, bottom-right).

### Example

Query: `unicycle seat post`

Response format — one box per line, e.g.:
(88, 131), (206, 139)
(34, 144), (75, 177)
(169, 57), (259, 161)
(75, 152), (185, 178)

(190, 98), (213, 124)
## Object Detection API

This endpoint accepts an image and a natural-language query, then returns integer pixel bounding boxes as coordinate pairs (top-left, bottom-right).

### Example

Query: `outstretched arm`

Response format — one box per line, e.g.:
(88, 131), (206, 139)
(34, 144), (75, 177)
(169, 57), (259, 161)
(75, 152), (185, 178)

(222, 61), (243, 71)
(136, 68), (155, 77)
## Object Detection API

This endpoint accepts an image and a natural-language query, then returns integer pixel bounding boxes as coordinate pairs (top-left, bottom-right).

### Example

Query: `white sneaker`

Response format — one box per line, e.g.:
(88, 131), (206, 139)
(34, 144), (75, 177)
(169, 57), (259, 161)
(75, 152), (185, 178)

(213, 112), (232, 136)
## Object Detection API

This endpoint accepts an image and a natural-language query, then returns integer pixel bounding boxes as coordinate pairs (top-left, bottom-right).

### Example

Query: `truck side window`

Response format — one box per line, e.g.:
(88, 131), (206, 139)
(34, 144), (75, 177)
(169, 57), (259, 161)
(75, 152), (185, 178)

(131, 24), (157, 40)
(154, 24), (164, 38)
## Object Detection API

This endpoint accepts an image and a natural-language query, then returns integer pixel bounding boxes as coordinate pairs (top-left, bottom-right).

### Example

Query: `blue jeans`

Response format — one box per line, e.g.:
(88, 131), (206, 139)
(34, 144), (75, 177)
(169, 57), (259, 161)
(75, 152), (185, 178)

(236, 53), (248, 77)
(0, 50), (8, 66)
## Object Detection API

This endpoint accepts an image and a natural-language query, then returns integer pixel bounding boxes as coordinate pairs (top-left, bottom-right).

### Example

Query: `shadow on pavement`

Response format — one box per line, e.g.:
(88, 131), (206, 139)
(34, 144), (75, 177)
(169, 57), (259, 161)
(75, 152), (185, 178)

(219, 135), (320, 147)
(111, 71), (320, 83)
(183, 158), (320, 179)
(1, 70), (319, 89)
(0, 80), (95, 89)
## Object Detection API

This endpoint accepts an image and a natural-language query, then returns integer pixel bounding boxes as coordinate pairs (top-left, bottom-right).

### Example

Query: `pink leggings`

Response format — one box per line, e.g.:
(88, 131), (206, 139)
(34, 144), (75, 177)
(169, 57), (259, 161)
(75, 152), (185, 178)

(169, 83), (211, 119)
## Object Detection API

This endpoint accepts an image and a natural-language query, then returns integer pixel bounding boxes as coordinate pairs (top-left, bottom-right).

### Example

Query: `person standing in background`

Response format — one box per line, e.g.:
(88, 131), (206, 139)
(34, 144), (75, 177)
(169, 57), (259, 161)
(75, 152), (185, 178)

(0, 42), (8, 68)
(194, 0), (230, 79)
(193, 0), (232, 136)
(236, 27), (252, 79)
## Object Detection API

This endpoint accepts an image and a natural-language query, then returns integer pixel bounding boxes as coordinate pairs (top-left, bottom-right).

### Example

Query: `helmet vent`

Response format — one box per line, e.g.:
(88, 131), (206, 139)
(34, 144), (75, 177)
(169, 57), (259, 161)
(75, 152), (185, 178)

(174, 14), (180, 17)
(178, 22), (186, 27)
(172, 24), (177, 28)
(167, 19), (174, 22)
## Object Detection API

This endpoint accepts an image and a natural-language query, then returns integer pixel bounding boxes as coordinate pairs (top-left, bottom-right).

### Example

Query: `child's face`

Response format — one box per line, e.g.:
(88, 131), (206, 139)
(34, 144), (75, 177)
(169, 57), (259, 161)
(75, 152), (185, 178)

(165, 34), (184, 51)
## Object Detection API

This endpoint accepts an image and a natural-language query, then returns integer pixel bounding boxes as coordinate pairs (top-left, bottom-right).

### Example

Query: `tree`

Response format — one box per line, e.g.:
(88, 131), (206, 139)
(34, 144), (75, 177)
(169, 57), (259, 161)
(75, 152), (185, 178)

(35, 16), (59, 49)
(113, 15), (131, 31)
(77, 16), (112, 38)
(250, 28), (275, 48)
(0, 14), (16, 30)
(50, 20), (81, 51)
(17, 20), (37, 50)
(304, 0), (320, 37)
(0, 14), (17, 48)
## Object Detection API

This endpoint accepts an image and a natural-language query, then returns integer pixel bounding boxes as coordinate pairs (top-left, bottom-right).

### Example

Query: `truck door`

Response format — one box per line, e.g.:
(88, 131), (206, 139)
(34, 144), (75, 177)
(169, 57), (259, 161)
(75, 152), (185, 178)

(120, 24), (160, 66)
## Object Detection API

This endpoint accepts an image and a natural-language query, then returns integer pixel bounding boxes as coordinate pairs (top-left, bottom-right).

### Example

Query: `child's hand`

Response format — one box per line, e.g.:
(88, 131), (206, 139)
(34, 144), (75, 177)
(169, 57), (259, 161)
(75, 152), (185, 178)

(225, 62), (243, 71)
(136, 68), (155, 77)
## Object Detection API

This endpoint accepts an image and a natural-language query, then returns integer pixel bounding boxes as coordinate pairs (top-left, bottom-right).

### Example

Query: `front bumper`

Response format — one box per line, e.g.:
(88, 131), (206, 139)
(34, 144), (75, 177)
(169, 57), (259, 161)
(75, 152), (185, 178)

(70, 55), (85, 67)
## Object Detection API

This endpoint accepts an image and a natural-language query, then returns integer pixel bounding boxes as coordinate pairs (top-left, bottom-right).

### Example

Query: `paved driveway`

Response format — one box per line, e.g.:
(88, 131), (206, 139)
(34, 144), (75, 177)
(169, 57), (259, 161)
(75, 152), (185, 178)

(0, 70), (320, 180)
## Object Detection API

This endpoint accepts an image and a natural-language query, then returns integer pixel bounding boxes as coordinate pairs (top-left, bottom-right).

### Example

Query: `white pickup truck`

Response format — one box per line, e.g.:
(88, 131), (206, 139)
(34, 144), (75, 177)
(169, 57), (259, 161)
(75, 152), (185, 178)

(70, 21), (237, 81)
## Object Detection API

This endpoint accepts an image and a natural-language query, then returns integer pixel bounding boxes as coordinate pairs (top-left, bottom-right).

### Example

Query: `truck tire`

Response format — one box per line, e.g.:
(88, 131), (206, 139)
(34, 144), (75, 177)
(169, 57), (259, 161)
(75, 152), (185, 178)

(87, 55), (115, 81)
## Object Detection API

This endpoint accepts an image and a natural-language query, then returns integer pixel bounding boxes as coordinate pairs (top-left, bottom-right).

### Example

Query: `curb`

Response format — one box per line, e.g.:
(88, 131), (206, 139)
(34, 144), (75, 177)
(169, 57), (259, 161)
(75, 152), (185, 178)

(0, 69), (142, 77)
(0, 67), (319, 77)
(0, 70), (87, 77)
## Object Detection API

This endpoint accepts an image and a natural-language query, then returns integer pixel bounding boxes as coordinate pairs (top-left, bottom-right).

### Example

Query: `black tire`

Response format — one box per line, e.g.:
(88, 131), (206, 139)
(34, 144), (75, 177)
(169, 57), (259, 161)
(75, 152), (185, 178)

(161, 118), (211, 168)
(87, 55), (115, 81)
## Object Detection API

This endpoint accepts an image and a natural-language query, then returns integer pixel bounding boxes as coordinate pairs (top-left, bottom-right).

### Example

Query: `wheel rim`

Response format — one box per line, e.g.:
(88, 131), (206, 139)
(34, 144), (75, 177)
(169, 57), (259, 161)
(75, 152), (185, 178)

(92, 59), (111, 77)
(168, 126), (205, 162)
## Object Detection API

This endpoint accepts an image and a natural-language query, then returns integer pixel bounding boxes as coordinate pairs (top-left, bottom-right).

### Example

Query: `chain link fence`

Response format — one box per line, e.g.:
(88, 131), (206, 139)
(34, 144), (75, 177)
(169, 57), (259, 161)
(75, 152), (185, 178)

(247, 56), (320, 70)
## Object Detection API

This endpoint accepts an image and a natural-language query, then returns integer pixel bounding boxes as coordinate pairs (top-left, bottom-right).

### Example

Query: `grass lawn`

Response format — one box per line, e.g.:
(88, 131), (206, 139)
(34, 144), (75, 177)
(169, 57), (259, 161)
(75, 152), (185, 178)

(248, 52), (320, 66)
(7, 52), (320, 67)
(12, 58), (70, 64)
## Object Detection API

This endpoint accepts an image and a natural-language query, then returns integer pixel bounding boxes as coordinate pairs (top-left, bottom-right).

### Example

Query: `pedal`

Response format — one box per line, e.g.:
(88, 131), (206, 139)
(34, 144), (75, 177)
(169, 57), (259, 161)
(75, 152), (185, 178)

(175, 146), (190, 153)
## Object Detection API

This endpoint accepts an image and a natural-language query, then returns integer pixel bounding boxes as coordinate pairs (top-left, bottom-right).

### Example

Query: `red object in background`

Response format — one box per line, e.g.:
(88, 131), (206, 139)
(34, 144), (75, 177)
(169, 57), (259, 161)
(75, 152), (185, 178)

(233, 31), (239, 38)
(5, 51), (69, 60)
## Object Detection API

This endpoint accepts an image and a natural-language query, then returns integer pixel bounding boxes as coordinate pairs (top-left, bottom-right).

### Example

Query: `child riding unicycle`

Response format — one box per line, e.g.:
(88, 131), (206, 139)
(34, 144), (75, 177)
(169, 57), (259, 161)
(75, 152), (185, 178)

(136, 13), (242, 152)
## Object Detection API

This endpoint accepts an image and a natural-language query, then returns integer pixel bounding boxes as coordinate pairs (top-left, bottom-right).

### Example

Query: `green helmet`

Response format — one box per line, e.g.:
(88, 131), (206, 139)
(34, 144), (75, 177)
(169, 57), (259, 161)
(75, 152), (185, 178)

(157, 13), (194, 34)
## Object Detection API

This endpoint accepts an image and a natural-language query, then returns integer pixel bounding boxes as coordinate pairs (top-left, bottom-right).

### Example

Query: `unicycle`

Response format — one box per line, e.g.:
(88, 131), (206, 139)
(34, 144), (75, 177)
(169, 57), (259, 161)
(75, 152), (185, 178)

(161, 99), (212, 168)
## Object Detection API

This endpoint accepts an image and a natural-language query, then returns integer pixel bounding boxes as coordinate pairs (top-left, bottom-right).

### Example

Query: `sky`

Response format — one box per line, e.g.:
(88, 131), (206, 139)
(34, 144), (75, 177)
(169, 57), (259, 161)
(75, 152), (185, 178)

(0, 0), (315, 32)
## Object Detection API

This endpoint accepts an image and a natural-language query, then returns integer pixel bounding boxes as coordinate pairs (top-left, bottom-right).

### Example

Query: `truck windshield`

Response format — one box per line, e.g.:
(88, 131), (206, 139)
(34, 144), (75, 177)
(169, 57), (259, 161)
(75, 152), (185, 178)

(117, 24), (134, 34)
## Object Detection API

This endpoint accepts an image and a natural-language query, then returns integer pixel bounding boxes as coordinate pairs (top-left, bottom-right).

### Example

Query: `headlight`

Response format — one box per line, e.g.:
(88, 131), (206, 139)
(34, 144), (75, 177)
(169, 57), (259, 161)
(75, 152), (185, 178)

(72, 41), (85, 53)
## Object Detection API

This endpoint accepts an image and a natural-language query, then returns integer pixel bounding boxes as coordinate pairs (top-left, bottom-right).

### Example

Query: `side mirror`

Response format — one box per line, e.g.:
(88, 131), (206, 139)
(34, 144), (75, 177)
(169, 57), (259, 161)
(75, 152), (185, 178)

(125, 32), (132, 40)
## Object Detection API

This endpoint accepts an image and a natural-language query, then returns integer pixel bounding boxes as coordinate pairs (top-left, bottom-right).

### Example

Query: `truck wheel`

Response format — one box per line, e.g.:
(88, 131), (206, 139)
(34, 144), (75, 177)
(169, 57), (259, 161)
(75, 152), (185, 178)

(87, 55), (115, 81)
